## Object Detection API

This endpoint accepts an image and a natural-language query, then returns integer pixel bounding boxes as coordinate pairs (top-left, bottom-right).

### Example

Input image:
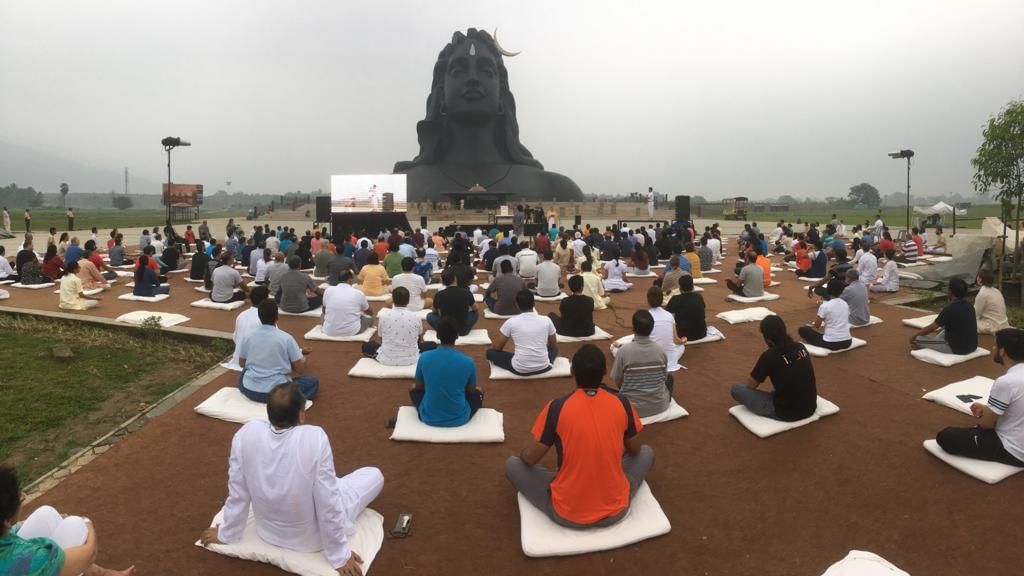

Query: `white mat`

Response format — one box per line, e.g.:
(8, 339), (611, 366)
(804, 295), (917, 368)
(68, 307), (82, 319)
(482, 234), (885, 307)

(197, 507), (383, 576)
(803, 337), (867, 358)
(484, 308), (523, 320)
(625, 271), (656, 278)
(923, 439), (1023, 484)
(54, 287), (105, 296)
(361, 293), (392, 302)
(279, 308), (322, 317)
(376, 307), (430, 320)
(0, 279), (15, 286)
(726, 292), (780, 303)
(797, 276), (825, 282)
(928, 255), (953, 263)
(10, 282), (55, 289)
(901, 314), (937, 329)
(768, 280), (782, 287)
(0, 289), (8, 299)
(639, 399), (688, 425)
(166, 268), (189, 274)
(704, 268), (722, 274)
(118, 293), (170, 303)
(473, 293), (484, 303)
(687, 326), (725, 345)
(489, 357), (572, 380)
(851, 316), (884, 328)
(518, 482), (670, 557)
(194, 387), (312, 424)
(534, 293), (568, 302)
(556, 326), (613, 343)
(191, 298), (245, 310)
(911, 346), (990, 366)
(390, 406), (504, 443)
(897, 261), (926, 268)
(125, 282), (169, 288)
(922, 376), (993, 416)
(116, 311), (190, 327)
(729, 396), (840, 438)
(423, 329), (492, 346)
(184, 277), (205, 283)
(114, 270), (134, 278)
(715, 307), (775, 324)
(692, 277), (717, 285)
(304, 325), (376, 342)
(194, 286), (213, 293)
(821, 550), (910, 576)
(347, 357), (416, 379)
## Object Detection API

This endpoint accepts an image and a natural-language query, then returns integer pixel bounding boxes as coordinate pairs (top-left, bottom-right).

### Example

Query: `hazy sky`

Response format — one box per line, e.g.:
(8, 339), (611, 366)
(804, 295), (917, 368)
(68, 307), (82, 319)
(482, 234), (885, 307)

(1, 0), (1022, 200)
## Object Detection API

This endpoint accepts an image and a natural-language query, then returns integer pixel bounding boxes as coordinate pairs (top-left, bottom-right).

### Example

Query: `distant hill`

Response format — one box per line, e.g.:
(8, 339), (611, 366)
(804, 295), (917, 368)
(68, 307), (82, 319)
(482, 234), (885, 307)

(0, 140), (161, 195)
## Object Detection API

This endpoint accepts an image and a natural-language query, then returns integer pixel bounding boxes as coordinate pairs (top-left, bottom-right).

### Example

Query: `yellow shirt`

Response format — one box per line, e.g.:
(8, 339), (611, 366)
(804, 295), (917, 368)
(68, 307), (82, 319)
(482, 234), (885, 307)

(358, 264), (390, 296)
(59, 274), (87, 310)
(685, 253), (702, 279)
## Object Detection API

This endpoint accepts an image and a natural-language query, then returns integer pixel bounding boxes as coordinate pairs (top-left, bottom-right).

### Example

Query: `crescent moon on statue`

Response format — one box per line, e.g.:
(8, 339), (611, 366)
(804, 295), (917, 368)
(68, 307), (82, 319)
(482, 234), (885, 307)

(492, 29), (521, 57)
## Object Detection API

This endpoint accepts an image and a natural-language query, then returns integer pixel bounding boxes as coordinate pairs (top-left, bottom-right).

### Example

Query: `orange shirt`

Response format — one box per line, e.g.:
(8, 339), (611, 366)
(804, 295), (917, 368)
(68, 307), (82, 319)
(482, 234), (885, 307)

(531, 388), (642, 525)
(373, 241), (388, 262)
(756, 255), (771, 287)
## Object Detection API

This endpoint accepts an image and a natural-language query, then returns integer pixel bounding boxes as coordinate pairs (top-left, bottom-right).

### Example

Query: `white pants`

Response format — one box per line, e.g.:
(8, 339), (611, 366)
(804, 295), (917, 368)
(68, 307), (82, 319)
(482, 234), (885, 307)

(647, 203), (654, 218)
(17, 505), (88, 549)
(337, 467), (385, 533)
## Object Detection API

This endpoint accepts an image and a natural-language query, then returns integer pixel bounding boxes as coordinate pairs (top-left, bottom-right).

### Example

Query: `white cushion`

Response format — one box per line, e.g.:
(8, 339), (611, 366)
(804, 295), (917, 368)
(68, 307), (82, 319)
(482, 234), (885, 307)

(687, 326), (725, 345)
(305, 325), (376, 342)
(768, 280), (782, 287)
(116, 311), (190, 327)
(279, 308), (322, 317)
(797, 276), (825, 282)
(10, 282), (55, 289)
(196, 507), (383, 576)
(715, 307), (775, 324)
(897, 261), (926, 268)
(639, 399), (688, 425)
(901, 314), (937, 329)
(125, 282), (169, 288)
(725, 292), (780, 303)
(473, 293), (484, 303)
(376, 307), (429, 320)
(220, 360), (243, 372)
(923, 439), (1023, 484)
(897, 271), (922, 281)
(114, 270), (134, 278)
(194, 388), (312, 424)
(556, 326), (613, 343)
(489, 357), (572, 380)
(729, 396), (840, 438)
(423, 329), (492, 346)
(0, 279), (15, 286)
(483, 308), (525, 320)
(191, 298), (245, 310)
(928, 255), (953, 263)
(911, 346), (990, 366)
(119, 293), (171, 303)
(166, 267), (189, 274)
(425, 283), (443, 291)
(703, 268), (722, 274)
(518, 482), (670, 557)
(194, 286), (213, 293)
(361, 293), (392, 302)
(803, 337), (867, 358)
(692, 277), (717, 285)
(109, 264), (134, 269)
(534, 292), (568, 302)
(922, 376), (994, 416)
(54, 287), (106, 296)
(625, 271), (656, 278)
(821, 550), (910, 576)
(851, 316), (884, 328)
(184, 277), (205, 283)
(347, 357), (416, 379)
(390, 406), (504, 443)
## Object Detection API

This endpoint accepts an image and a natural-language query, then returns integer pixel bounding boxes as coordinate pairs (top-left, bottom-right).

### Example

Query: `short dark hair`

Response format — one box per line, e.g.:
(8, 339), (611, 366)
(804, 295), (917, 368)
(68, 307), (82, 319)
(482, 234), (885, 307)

(500, 259), (513, 274)
(571, 344), (606, 389)
(338, 270), (354, 284)
(646, 285), (662, 308)
(516, 289), (534, 311)
(632, 310), (654, 337)
(367, 253), (379, 265)
(996, 328), (1024, 362)
(0, 466), (20, 525)
(826, 278), (845, 298)
(266, 382), (305, 428)
(392, 286), (410, 307)
(679, 274), (694, 293)
(401, 257), (415, 272)
(436, 318), (459, 345)
(978, 268), (995, 286)
(581, 260), (592, 272)
(250, 285), (270, 305)
(258, 300), (279, 325)
(568, 275), (584, 293)
(287, 255), (301, 269)
(949, 277), (968, 299)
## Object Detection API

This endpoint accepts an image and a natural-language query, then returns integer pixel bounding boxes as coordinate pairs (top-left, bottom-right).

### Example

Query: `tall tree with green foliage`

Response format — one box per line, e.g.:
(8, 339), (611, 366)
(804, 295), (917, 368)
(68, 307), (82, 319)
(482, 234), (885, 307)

(972, 101), (1024, 277)
(847, 182), (881, 208)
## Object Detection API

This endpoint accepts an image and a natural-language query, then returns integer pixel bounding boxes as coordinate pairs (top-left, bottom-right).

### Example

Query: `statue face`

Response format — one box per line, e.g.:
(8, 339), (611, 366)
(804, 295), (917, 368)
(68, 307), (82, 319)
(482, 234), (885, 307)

(443, 41), (500, 119)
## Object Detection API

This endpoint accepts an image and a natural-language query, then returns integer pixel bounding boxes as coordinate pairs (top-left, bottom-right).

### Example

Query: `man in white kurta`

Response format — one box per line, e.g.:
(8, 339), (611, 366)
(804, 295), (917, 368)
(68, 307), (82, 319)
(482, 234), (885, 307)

(202, 383), (384, 575)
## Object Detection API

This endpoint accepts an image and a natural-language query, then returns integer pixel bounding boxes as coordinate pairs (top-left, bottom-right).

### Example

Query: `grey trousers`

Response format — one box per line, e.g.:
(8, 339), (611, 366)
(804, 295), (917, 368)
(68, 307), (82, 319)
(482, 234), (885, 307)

(731, 383), (777, 419)
(915, 331), (952, 354)
(505, 445), (654, 529)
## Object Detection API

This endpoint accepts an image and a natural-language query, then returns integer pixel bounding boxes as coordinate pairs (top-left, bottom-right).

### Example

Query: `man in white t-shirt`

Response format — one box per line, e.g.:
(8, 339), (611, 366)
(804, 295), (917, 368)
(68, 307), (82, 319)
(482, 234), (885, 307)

(707, 236), (722, 260)
(571, 235), (587, 260)
(857, 246), (878, 286)
(321, 271), (372, 337)
(361, 286), (436, 366)
(486, 289), (558, 375)
(533, 251), (563, 297)
(515, 243), (539, 279)
(390, 257), (432, 311)
(935, 328), (1024, 467)
(637, 286), (685, 372)
(797, 280), (852, 351)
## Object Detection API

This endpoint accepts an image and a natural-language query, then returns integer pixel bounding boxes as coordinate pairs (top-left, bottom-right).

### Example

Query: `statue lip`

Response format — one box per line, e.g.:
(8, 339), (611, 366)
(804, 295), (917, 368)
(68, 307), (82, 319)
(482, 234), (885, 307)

(462, 89), (485, 100)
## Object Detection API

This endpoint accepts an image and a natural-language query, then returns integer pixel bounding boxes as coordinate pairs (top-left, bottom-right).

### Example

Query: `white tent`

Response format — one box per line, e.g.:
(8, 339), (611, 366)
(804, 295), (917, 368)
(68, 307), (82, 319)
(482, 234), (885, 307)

(913, 201), (966, 216)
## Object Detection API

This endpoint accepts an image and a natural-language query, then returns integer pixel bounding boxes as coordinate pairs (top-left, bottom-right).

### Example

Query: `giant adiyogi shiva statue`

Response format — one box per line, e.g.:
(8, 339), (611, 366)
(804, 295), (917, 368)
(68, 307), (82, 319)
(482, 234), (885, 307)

(394, 29), (583, 202)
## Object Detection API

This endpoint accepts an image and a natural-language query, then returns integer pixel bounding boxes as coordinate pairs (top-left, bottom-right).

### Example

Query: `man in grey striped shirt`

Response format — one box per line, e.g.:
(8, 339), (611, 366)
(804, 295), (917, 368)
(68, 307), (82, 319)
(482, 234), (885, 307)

(610, 310), (673, 418)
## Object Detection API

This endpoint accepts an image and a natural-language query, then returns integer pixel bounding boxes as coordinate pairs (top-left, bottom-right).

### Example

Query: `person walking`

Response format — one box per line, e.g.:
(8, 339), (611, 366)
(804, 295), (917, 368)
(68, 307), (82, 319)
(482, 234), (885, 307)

(2, 206), (9, 233)
(23, 208), (30, 233)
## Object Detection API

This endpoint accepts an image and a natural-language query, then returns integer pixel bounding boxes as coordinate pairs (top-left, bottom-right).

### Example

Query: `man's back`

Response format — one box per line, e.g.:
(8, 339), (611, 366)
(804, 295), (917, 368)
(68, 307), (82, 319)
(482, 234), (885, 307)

(516, 249), (539, 278)
(491, 274), (526, 315)
(841, 282), (871, 326)
(278, 270), (316, 313)
(937, 299), (978, 355)
(665, 292), (706, 340)
(211, 266), (241, 302)
(415, 346), (476, 427)
(739, 264), (764, 297)
(611, 336), (670, 418)
(266, 262), (289, 295)
(323, 284), (368, 336)
(391, 273), (428, 311)
(557, 294), (595, 337)
(535, 261), (562, 297)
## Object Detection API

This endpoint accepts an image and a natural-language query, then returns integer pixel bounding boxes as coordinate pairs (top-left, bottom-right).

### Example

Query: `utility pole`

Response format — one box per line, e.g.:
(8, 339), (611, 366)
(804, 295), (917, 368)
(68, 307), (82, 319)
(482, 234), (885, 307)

(124, 167), (129, 195)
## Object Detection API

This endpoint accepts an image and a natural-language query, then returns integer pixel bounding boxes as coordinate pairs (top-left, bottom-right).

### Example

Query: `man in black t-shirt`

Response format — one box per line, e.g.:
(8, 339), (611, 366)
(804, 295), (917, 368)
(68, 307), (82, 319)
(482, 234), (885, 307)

(190, 240), (211, 281)
(730, 315), (817, 422)
(428, 269), (479, 335)
(664, 275), (707, 341)
(548, 275), (595, 337)
(910, 278), (978, 355)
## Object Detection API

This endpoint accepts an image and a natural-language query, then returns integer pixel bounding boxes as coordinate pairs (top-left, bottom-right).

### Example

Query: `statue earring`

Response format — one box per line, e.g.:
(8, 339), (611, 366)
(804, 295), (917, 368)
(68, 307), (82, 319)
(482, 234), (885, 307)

(440, 102), (447, 115)
(498, 103), (504, 115)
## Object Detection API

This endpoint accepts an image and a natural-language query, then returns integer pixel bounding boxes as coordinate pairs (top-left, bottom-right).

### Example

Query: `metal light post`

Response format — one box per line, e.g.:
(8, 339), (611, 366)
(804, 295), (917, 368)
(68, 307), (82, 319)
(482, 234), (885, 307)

(888, 149), (914, 234)
(162, 137), (191, 223)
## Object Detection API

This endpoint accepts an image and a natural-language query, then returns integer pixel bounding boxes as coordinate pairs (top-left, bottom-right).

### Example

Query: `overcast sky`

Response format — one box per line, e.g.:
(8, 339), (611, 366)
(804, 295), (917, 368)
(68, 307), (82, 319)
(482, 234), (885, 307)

(1, 0), (1022, 200)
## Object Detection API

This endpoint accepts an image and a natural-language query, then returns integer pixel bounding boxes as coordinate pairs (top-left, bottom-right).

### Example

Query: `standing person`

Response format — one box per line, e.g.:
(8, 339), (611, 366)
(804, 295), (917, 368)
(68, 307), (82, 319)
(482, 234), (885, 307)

(1, 206), (9, 232)
(933, 328), (1024, 467)
(730, 315), (817, 421)
(909, 278), (977, 355)
(66, 208), (74, 231)
(797, 280), (852, 351)
(409, 318), (482, 426)
(23, 209), (30, 233)
(646, 186), (655, 219)
(975, 269), (1011, 335)
(513, 204), (526, 238)
(198, 219), (211, 243)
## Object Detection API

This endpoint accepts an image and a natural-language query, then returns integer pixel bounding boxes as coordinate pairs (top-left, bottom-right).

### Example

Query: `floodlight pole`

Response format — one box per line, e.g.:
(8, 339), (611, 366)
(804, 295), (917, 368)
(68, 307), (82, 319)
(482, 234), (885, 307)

(165, 144), (174, 224)
(904, 155), (911, 234)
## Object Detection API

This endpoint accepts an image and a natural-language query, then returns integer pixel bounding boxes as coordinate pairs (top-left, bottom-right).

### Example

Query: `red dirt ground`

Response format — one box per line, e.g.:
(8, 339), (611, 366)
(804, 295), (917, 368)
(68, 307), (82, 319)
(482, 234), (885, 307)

(4, 259), (1016, 576)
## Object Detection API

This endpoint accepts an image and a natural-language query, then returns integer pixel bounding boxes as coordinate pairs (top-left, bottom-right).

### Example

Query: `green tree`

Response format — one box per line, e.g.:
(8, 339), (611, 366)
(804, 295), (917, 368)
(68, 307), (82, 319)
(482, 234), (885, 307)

(111, 195), (133, 210)
(847, 182), (881, 208)
(776, 194), (799, 205)
(972, 100), (1024, 282)
(691, 195), (708, 205)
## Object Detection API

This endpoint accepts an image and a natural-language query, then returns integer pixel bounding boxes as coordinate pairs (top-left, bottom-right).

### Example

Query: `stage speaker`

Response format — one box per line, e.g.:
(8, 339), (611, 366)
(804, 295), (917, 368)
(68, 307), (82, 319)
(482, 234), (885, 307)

(574, 215), (581, 226)
(675, 195), (691, 223)
(315, 196), (331, 222)
(420, 216), (428, 229)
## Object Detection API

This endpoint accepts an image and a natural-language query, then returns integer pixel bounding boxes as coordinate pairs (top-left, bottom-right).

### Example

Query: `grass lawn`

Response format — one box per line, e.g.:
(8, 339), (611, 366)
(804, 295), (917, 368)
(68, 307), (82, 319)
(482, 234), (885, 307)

(0, 315), (233, 482)
(15, 208), (243, 235)
(697, 205), (1004, 229)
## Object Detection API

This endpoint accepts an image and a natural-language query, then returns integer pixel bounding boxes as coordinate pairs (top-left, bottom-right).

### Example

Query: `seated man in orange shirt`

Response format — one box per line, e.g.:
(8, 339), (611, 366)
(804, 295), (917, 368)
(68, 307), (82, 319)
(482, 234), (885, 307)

(754, 245), (772, 288)
(505, 344), (654, 528)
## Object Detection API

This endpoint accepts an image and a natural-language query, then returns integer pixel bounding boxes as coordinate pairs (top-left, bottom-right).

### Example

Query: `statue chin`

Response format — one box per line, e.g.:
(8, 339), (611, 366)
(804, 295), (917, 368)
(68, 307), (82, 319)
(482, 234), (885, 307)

(400, 163), (584, 203)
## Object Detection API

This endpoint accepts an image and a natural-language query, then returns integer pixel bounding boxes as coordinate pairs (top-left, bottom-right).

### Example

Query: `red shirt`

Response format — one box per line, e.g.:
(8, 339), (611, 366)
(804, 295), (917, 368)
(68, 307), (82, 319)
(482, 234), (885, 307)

(87, 252), (105, 270)
(134, 256), (159, 272)
(912, 235), (924, 256)
(531, 387), (642, 525)
(185, 230), (196, 242)
(42, 256), (65, 281)
(879, 238), (895, 256)
(535, 234), (550, 255)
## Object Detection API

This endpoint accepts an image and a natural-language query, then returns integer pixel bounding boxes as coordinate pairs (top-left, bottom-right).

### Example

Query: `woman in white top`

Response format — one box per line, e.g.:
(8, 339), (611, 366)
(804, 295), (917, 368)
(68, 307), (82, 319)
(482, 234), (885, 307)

(575, 245), (603, 277)
(798, 280), (852, 350)
(59, 261), (102, 310)
(870, 248), (900, 293)
(602, 248), (633, 292)
(976, 269), (1011, 334)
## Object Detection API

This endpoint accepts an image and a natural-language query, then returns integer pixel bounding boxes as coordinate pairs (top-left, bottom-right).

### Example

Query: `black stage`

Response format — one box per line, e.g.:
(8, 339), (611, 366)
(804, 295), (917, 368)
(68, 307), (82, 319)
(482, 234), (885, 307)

(331, 212), (411, 237)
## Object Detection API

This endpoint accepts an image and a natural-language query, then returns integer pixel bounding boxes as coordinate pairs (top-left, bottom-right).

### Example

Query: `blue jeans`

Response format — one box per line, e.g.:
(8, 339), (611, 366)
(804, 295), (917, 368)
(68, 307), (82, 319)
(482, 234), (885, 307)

(730, 383), (776, 419)
(486, 346), (558, 376)
(426, 310), (478, 336)
(305, 295), (323, 311)
(238, 370), (320, 402)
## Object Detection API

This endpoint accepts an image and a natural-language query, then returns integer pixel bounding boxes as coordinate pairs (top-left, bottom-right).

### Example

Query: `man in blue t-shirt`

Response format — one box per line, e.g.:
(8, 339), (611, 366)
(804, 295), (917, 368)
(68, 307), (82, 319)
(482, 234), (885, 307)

(910, 278), (978, 355)
(237, 300), (319, 402)
(410, 318), (483, 427)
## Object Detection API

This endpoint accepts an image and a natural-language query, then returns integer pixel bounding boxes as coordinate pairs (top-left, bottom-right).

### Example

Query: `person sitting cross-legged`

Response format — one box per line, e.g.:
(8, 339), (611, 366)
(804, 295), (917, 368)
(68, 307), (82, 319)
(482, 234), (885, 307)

(730, 315), (818, 421)
(59, 261), (102, 311)
(322, 270), (373, 337)
(869, 248), (899, 294)
(840, 269), (872, 327)
(532, 250), (563, 298)
(484, 260), (526, 316)
(610, 310), (673, 418)
(211, 253), (249, 304)
(664, 274), (707, 342)
(579, 260), (610, 310)
(362, 287), (437, 365)
(230, 286), (271, 367)
(428, 269), (479, 336)
(547, 275), (595, 338)
(504, 344), (654, 528)
(909, 278), (977, 355)
(797, 279), (853, 351)
(132, 255), (169, 297)
(199, 382), (382, 576)
(391, 257), (432, 312)
(1, 466), (135, 576)
(726, 252), (763, 298)
(277, 255), (323, 313)
(934, 328), (1024, 467)
(237, 300), (319, 402)
(975, 269), (1010, 335)
(409, 318), (483, 427)
(486, 289), (558, 376)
